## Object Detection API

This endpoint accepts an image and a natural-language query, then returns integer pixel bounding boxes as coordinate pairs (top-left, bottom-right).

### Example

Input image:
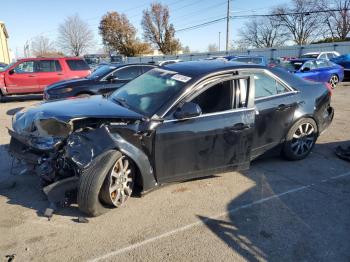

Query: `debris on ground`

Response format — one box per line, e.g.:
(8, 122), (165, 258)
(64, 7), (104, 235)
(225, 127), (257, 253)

(74, 217), (89, 223)
(335, 145), (350, 162)
(5, 254), (16, 262)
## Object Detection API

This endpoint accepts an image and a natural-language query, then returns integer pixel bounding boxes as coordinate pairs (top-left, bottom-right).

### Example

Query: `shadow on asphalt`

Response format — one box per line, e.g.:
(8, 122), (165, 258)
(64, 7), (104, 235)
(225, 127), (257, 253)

(197, 140), (350, 261)
(1, 94), (43, 103)
(0, 140), (350, 251)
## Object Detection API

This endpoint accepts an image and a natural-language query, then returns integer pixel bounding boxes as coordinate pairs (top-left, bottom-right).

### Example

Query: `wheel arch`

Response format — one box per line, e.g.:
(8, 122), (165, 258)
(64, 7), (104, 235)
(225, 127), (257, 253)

(66, 126), (158, 193)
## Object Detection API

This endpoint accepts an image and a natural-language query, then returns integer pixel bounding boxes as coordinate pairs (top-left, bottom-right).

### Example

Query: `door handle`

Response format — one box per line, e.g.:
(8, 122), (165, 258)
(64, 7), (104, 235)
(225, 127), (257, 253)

(57, 73), (64, 75)
(276, 104), (291, 111)
(28, 75), (36, 77)
(229, 123), (250, 132)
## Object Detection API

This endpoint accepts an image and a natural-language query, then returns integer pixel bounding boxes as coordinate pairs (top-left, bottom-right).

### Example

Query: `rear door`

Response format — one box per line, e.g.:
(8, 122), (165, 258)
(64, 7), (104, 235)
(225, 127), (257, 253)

(36, 59), (64, 91)
(154, 75), (255, 183)
(239, 70), (298, 158)
(315, 60), (332, 82)
(5, 60), (39, 94)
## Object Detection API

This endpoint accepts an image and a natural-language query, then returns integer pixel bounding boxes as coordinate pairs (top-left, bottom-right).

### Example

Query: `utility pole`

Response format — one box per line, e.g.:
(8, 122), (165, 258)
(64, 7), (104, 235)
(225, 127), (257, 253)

(226, 0), (230, 52)
(218, 32), (221, 51)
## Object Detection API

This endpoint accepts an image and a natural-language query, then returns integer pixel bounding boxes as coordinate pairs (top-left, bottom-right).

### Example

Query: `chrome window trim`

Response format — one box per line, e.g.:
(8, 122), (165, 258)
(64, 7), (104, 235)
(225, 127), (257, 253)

(237, 68), (299, 100)
(100, 65), (144, 82)
(163, 107), (255, 123)
(157, 67), (298, 119)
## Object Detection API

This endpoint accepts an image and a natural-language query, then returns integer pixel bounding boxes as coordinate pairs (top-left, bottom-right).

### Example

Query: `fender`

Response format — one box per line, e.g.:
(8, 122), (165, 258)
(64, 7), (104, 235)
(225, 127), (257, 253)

(65, 126), (157, 192)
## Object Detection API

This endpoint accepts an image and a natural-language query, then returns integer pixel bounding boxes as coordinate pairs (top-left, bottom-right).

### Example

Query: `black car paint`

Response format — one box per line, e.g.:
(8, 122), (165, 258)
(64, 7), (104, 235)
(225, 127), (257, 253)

(8, 61), (333, 202)
(44, 64), (156, 100)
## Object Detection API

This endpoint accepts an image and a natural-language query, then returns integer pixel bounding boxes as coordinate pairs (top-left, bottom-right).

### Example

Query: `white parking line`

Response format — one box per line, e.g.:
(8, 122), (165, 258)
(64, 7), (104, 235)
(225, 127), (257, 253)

(88, 171), (350, 262)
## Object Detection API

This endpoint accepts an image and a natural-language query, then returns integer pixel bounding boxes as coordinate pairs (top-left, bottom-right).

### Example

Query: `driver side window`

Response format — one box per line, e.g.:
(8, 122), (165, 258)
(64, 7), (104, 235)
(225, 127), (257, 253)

(190, 80), (233, 114)
(14, 61), (35, 73)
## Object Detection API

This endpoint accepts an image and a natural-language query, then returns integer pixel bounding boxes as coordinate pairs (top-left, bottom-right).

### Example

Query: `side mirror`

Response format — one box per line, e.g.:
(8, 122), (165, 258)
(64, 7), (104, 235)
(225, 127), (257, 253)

(9, 69), (15, 75)
(301, 67), (310, 72)
(174, 102), (202, 119)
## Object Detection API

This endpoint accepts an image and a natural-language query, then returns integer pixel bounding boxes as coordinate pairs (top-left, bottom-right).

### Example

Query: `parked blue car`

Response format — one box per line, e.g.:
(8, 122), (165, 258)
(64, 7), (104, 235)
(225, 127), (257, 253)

(225, 55), (267, 66)
(279, 58), (344, 88)
(330, 54), (350, 80)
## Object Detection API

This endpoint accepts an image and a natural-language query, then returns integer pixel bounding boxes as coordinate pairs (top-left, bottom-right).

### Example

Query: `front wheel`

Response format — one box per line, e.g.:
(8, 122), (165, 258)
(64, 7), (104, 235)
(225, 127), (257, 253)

(282, 118), (318, 161)
(329, 74), (339, 89)
(77, 151), (135, 217)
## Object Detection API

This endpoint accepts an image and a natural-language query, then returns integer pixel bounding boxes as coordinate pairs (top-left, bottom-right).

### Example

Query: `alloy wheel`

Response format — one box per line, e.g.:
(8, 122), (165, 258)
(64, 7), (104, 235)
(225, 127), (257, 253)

(329, 75), (339, 89)
(100, 156), (134, 207)
(291, 123), (316, 156)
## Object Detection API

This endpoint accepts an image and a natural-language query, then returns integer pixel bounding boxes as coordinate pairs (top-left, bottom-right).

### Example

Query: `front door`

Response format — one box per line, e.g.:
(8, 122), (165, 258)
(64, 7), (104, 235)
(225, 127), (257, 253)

(5, 60), (39, 94)
(154, 76), (255, 183)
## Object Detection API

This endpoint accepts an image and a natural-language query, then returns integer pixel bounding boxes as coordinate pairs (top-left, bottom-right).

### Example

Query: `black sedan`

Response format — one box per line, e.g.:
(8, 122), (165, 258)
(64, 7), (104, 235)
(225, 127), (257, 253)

(9, 61), (333, 216)
(43, 63), (156, 100)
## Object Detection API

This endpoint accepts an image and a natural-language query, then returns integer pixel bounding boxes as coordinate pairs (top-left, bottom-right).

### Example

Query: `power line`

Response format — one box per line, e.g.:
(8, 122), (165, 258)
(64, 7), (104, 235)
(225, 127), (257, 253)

(176, 8), (345, 33)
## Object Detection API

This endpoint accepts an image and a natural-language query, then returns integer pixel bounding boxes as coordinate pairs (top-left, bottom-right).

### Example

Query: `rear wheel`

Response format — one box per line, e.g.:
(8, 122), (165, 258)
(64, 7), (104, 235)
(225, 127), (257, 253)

(77, 151), (135, 217)
(329, 74), (339, 89)
(283, 118), (318, 160)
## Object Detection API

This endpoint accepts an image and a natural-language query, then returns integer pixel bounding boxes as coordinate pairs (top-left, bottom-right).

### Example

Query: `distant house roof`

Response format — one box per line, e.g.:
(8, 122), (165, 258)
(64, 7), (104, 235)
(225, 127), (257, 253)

(0, 21), (9, 38)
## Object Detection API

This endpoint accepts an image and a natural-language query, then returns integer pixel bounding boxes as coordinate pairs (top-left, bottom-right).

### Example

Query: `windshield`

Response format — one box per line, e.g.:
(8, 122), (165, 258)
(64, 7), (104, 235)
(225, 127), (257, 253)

(301, 54), (318, 59)
(0, 62), (15, 72)
(279, 61), (304, 72)
(110, 68), (189, 116)
(86, 65), (116, 80)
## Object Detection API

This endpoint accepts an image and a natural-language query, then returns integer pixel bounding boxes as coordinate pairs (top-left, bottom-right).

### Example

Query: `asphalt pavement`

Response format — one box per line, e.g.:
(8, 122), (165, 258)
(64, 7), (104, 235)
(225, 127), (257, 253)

(0, 86), (349, 262)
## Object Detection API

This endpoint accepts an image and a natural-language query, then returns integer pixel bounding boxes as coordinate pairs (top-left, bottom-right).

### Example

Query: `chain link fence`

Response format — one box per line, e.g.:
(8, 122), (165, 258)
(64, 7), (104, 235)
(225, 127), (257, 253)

(126, 41), (350, 64)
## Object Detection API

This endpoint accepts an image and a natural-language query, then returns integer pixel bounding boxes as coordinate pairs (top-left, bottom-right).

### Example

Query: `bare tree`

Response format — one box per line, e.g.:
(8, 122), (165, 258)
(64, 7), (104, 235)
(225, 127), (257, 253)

(273, 0), (323, 45)
(99, 12), (151, 57)
(320, 0), (350, 40)
(31, 36), (55, 57)
(238, 17), (289, 48)
(141, 2), (181, 54)
(207, 44), (218, 52)
(57, 14), (94, 56)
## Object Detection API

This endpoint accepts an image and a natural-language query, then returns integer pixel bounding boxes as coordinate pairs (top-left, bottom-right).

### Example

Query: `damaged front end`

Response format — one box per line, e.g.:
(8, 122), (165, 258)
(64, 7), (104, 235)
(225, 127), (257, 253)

(8, 109), (138, 212)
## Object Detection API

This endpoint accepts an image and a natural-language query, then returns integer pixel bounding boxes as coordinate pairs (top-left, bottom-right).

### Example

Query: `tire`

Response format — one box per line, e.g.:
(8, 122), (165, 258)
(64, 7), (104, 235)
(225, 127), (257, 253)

(329, 74), (339, 89)
(78, 150), (135, 217)
(282, 118), (318, 161)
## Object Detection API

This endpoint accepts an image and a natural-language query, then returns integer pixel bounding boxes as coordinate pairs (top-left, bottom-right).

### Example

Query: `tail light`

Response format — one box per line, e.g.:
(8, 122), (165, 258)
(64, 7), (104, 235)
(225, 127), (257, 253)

(325, 83), (333, 96)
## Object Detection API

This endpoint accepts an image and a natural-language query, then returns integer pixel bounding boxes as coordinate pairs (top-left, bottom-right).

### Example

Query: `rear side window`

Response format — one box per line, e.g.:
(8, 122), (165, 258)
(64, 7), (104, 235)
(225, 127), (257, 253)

(36, 60), (62, 72)
(241, 71), (289, 99)
(66, 59), (90, 71)
(315, 60), (329, 68)
(142, 65), (155, 73)
(114, 66), (142, 80)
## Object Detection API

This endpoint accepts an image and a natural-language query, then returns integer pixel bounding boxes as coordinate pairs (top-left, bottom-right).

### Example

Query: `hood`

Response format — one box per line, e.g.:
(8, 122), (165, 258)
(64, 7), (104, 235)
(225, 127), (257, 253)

(45, 78), (94, 91)
(13, 95), (144, 137)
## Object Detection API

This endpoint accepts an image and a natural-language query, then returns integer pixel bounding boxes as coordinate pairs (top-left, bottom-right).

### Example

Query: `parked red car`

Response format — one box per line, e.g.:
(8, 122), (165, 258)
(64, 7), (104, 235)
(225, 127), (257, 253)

(0, 57), (90, 100)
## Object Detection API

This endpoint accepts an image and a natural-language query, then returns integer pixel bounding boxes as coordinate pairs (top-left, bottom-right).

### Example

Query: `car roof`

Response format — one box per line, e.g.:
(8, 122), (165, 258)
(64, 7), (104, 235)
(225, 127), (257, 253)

(17, 57), (84, 62)
(164, 60), (265, 78)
